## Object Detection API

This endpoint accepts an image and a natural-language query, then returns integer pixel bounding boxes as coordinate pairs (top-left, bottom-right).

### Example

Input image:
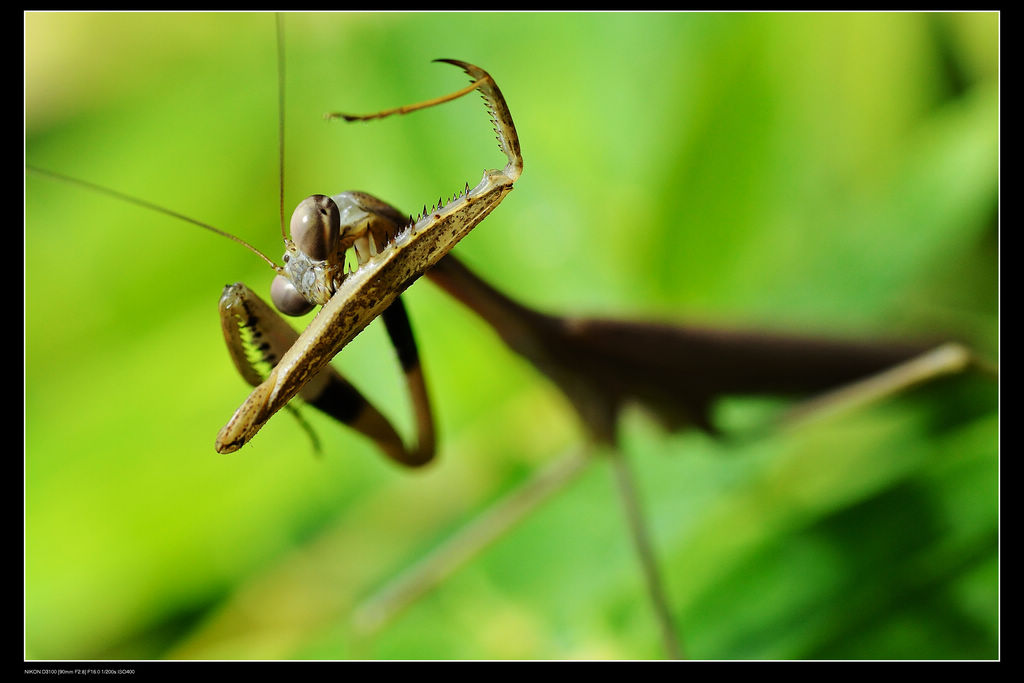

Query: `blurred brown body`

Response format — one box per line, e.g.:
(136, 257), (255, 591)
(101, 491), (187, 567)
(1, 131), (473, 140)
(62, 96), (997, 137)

(429, 255), (934, 442)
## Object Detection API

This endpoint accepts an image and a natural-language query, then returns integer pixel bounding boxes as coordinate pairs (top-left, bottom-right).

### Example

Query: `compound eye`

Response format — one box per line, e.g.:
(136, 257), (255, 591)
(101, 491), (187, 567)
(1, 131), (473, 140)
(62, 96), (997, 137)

(271, 274), (314, 316)
(290, 194), (340, 261)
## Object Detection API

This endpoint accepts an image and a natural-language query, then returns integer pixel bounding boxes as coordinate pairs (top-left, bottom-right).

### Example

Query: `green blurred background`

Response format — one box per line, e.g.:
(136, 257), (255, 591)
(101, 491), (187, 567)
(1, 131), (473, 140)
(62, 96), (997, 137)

(26, 12), (998, 660)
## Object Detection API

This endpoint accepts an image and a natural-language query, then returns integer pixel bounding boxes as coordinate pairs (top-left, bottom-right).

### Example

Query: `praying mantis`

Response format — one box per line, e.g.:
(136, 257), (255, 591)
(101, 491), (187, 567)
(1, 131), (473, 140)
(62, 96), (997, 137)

(26, 13), (997, 660)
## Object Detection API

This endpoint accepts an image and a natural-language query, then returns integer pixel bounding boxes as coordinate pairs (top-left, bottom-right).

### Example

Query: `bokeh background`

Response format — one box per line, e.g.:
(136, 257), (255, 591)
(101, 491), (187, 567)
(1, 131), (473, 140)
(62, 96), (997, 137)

(26, 12), (998, 660)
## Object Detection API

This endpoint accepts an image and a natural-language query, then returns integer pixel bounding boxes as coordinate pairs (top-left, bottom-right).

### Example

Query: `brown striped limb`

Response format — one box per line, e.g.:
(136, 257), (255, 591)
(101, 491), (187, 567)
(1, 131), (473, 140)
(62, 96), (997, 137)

(219, 283), (435, 467)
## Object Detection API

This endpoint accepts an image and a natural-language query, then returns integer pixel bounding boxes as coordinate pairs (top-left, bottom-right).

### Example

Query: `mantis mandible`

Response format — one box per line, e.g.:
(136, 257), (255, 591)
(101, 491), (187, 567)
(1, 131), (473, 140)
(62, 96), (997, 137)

(26, 12), (998, 660)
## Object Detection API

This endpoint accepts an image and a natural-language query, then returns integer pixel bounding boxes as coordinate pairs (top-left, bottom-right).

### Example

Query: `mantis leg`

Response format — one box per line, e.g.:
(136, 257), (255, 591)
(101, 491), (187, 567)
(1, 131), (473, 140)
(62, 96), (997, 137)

(774, 341), (989, 431)
(219, 283), (435, 467)
(379, 298), (435, 467)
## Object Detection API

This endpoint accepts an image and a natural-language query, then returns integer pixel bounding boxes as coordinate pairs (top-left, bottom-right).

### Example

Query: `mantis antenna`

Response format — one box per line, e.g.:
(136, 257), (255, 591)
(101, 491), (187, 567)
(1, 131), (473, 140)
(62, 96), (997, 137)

(26, 165), (282, 273)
